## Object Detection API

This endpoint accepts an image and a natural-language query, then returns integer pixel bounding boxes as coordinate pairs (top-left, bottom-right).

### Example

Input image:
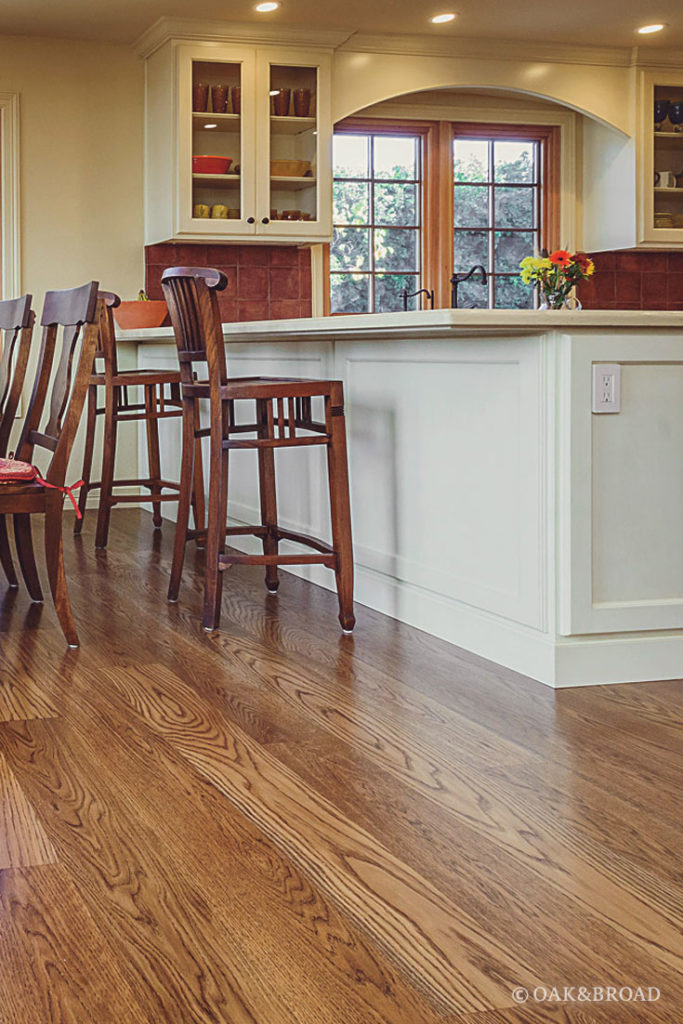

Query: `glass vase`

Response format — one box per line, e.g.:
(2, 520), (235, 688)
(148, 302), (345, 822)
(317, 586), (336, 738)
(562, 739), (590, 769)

(538, 288), (582, 311)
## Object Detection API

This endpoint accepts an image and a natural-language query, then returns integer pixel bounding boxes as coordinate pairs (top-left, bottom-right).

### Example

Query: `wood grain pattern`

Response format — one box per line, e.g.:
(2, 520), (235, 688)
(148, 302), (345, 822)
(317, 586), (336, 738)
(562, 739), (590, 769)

(0, 509), (682, 1022)
(0, 751), (57, 869)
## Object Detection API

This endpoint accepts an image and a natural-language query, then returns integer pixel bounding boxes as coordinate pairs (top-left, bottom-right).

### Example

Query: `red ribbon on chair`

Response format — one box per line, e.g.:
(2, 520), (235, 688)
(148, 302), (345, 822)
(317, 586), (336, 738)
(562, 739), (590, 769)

(34, 469), (85, 519)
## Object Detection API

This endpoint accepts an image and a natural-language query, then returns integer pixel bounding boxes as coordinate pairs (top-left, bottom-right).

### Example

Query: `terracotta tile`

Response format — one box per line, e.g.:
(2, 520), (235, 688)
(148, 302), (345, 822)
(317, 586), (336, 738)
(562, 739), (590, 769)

(238, 266), (269, 300)
(269, 299), (301, 320)
(667, 273), (683, 303)
(270, 267), (300, 300)
(639, 252), (669, 273)
(615, 271), (641, 305)
(217, 296), (237, 322)
(616, 302), (641, 309)
(238, 245), (271, 266)
(144, 265), (165, 300)
(298, 247), (311, 269)
(237, 300), (269, 322)
(667, 253), (683, 273)
(205, 245), (239, 266)
(168, 244), (209, 266)
(641, 273), (668, 308)
(300, 264), (312, 298)
(300, 300), (312, 317)
(591, 251), (616, 271)
(214, 266), (238, 296)
(615, 252), (643, 273)
(145, 243), (178, 266)
(269, 246), (299, 267)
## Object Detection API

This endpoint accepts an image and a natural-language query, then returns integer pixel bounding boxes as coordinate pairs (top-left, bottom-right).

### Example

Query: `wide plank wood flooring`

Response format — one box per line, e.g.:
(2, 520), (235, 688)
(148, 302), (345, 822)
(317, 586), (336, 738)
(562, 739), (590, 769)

(0, 509), (681, 1023)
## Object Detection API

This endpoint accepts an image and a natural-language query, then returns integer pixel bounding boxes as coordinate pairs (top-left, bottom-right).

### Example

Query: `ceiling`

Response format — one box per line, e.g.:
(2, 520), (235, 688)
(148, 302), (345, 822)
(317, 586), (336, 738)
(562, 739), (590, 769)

(0, 0), (680, 49)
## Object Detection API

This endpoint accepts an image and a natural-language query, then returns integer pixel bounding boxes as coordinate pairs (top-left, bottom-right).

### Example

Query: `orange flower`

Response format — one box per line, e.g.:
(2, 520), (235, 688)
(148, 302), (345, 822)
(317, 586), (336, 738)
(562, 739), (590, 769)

(549, 249), (572, 268)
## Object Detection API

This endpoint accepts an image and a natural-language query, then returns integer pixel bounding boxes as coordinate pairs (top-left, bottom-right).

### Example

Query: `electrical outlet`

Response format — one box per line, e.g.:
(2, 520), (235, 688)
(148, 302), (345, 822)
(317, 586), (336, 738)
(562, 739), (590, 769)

(592, 363), (621, 413)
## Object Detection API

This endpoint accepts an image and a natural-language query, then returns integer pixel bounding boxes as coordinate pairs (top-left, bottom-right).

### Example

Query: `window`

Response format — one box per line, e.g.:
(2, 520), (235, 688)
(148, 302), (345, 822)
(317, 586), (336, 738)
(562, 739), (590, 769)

(330, 131), (423, 313)
(329, 120), (559, 312)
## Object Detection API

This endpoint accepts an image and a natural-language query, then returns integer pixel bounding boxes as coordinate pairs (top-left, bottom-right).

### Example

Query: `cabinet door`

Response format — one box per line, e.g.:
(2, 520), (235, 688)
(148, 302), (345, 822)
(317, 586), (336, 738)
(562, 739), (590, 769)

(176, 44), (257, 237)
(638, 71), (683, 245)
(254, 48), (332, 241)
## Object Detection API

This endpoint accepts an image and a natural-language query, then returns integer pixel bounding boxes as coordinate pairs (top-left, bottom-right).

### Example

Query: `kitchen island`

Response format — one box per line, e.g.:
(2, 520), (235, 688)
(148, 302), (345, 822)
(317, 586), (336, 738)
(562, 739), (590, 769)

(120, 308), (683, 687)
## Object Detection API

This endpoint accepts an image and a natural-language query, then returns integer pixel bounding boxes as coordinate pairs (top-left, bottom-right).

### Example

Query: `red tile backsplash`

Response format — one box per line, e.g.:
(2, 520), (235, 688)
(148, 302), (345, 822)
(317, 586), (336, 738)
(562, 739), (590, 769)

(579, 251), (683, 310)
(145, 242), (312, 322)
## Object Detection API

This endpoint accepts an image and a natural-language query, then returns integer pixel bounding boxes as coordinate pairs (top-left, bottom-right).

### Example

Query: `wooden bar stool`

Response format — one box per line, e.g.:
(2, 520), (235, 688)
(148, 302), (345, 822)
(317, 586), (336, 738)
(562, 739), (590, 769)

(75, 292), (204, 548)
(0, 293), (36, 588)
(1, 282), (101, 645)
(161, 266), (355, 634)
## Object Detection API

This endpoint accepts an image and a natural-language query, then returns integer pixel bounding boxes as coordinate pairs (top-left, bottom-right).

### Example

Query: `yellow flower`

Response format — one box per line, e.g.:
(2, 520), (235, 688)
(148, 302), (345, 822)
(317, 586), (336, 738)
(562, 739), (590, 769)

(585, 260), (595, 276)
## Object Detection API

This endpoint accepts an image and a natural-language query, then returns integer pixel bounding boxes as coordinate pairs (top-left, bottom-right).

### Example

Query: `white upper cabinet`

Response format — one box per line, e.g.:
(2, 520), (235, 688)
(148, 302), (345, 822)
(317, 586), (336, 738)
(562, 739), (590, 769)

(144, 39), (333, 244)
(638, 70), (683, 245)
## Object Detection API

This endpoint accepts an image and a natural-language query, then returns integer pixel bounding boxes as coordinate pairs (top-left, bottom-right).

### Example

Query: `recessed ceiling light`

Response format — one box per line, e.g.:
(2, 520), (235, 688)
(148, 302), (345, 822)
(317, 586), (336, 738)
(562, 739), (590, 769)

(204, 123), (218, 129)
(256, 2), (279, 11)
(638, 23), (665, 33)
(269, 89), (279, 96)
(430, 12), (456, 23)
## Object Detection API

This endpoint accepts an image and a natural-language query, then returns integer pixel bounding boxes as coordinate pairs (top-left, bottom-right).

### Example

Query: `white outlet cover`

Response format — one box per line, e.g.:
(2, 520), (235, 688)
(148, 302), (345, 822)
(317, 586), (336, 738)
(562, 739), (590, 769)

(592, 363), (621, 413)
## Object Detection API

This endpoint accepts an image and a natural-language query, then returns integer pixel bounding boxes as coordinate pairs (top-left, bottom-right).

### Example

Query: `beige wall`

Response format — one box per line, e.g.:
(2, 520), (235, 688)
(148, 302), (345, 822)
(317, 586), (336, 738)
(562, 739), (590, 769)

(0, 33), (145, 305)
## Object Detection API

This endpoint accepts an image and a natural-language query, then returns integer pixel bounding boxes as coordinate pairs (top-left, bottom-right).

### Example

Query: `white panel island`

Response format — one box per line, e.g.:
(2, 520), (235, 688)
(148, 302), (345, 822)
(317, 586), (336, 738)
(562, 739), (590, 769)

(121, 308), (683, 688)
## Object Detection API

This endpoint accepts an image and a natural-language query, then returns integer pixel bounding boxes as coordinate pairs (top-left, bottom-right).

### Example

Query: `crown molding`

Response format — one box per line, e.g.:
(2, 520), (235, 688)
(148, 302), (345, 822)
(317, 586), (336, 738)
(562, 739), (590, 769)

(630, 46), (683, 71)
(135, 17), (354, 58)
(337, 32), (636, 68)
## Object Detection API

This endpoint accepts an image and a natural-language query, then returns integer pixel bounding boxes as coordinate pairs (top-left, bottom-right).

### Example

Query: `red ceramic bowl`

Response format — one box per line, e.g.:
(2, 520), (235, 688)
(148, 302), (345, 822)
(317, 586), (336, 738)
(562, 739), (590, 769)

(113, 301), (169, 331)
(192, 155), (232, 175)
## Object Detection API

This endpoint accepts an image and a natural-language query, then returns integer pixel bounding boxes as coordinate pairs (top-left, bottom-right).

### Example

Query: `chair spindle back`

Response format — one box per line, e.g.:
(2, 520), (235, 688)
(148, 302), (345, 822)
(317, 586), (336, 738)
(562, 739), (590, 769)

(161, 267), (228, 389)
(0, 294), (34, 458)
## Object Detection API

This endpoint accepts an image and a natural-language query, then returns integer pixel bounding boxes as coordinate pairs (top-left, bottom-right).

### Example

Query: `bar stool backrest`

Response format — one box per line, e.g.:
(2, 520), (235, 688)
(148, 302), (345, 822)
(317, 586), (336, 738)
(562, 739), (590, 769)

(0, 293), (34, 458)
(161, 267), (229, 391)
(94, 291), (122, 377)
(17, 281), (100, 487)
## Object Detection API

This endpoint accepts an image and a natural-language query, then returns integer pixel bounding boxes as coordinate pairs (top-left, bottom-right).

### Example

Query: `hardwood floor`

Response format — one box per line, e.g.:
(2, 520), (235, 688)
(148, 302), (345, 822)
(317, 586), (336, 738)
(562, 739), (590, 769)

(0, 509), (681, 1023)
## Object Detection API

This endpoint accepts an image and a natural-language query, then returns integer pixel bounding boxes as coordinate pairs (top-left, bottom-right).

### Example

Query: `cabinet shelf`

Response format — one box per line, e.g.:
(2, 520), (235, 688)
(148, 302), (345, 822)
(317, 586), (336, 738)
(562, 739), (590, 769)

(271, 175), (316, 190)
(271, 115), (316, 135)
(654, 131), (683, 138)
(654, 187), (683, 195)
(192, 112), (240, 132)
(193, 173), (240, 190)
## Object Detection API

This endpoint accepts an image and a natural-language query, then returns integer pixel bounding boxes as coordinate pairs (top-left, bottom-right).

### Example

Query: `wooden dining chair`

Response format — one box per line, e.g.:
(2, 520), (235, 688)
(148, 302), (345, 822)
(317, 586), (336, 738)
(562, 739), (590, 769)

(74, 291), (204, 548)
(0, 281), (100, 646)
(0, 293), (35, 588)
(161, 266), (355, 634)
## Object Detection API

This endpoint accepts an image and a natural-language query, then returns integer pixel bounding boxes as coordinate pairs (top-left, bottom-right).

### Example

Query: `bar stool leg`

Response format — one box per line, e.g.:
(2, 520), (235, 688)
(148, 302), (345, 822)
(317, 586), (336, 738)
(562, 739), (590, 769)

(0, 515), (18, 587)
(326, 389), (355, 633)
(145, 383), (163, 529)
(74, 384), (97, 534)
(202, 427), (228, 632)
(169, 398), (197, 602)
(13, 513), (43, 602)
(191, 405), (206, 542)
(95, 382), (118, 549)
(257, 399), (279, 593)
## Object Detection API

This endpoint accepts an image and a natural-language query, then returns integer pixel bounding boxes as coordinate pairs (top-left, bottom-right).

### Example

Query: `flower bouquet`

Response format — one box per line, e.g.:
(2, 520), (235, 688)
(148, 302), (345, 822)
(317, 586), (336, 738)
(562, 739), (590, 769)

(520, 250), (595, 309)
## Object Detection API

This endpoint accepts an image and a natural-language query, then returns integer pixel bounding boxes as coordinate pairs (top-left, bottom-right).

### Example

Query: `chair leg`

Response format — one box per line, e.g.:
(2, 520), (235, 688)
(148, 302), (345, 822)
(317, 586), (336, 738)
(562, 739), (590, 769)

(326, 390), (355, 633)
(191, 405), (206, 543)
(0, 515), (18, 588)
(257, 399), (279, 593)
(202, 424), (228, 632)
(74, 383), (97, 535)
(13, 513), (43, 602)
(44, 496), (78, 647)
(95, 383), (118, 549)
(145, 384), (163, 529)
(168, 400), (197, 603)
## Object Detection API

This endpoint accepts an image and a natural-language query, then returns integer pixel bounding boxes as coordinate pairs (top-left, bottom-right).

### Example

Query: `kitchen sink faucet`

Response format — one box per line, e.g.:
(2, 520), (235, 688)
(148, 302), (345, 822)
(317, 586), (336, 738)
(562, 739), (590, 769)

(450, 265), (488, 308)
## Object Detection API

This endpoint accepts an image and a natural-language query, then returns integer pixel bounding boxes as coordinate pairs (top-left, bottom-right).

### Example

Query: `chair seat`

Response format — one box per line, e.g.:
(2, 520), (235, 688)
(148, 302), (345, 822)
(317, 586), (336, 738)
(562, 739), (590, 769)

(0, 479), (45, 499)
(90, 368), (181, 387)
(182, 376), (338, 401)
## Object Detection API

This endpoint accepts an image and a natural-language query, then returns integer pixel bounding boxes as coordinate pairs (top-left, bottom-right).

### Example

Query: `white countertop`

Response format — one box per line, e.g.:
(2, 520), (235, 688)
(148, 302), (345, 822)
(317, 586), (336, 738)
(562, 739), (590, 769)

(118, 308), (683, 345)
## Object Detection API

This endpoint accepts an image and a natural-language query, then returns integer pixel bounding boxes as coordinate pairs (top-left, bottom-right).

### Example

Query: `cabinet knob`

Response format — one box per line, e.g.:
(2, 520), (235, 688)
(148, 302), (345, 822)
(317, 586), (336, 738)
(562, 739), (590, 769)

(247, 216), (255, 224)
(261, 217), (270, 225)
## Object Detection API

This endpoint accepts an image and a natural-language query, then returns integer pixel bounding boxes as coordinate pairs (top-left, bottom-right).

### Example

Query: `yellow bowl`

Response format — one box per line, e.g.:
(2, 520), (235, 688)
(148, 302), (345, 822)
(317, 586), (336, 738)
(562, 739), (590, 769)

(270, 160), (312, 178)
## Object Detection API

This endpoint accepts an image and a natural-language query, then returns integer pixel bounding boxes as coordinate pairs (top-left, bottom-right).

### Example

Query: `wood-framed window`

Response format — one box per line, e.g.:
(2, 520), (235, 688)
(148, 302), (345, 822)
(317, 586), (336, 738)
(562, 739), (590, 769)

(326, 118), (560, 313)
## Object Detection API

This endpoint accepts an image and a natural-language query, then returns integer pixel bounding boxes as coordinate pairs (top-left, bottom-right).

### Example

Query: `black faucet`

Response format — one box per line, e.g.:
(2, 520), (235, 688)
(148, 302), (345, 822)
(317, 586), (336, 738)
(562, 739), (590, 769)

(401, 287), (435, 311)
(450, 266), (488, 308)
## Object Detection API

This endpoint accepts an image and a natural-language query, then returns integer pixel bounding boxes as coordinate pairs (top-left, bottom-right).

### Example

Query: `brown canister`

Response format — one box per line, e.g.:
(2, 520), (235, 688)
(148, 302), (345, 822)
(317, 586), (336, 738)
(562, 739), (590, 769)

(192, 83), (209, 112)
(211, 85), (229, 114)
(293, 89), (311, 117)
(272, 89), (291, 116)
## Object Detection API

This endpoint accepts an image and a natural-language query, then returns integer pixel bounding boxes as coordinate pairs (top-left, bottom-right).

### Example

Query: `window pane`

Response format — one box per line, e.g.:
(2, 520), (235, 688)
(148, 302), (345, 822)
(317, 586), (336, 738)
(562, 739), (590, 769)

(494, 275), (535, 309)
(494, 230), (536, 272)
(330, 274), (370, 313)
(374, 182), (418, 225)
(494, 186), (536, 229)
(458, 277), (488, 309)
(494, 141), (536, 183)
(333, 135), (369, 178)
(454, 185), (488, 228)
(374, 228), (419, 272)
(373, 136), (417, 180)
(331, 227), (370, 271)
(375, 274), (420, 312)
(453, 140), (489, 182)
(454, 230), (489, 272)
(333, 181), (369, 224)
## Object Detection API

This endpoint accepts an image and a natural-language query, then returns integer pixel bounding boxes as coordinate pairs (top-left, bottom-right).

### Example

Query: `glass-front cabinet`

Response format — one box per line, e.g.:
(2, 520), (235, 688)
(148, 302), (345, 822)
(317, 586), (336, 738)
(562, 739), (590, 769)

(639, 71), (683, 245)
(145, 41), (332, 244)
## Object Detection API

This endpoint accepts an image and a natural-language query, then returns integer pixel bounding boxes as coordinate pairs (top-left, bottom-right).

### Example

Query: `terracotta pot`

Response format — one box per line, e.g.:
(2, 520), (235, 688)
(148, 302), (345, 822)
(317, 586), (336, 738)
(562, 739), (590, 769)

(113, 301), (169, 331)
(293, 88), (311, 117)
(272, 88), (291, 116)
(211, 85), (229, 114)
(192, 82), (209, 112)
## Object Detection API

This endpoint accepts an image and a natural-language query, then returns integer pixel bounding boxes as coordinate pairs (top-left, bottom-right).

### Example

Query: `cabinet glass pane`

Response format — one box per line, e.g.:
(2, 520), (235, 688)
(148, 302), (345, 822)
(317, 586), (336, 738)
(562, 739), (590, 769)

(653, 84), (683, 231)
(191, 60), (242, 221)
(269, 63), (318, 223)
